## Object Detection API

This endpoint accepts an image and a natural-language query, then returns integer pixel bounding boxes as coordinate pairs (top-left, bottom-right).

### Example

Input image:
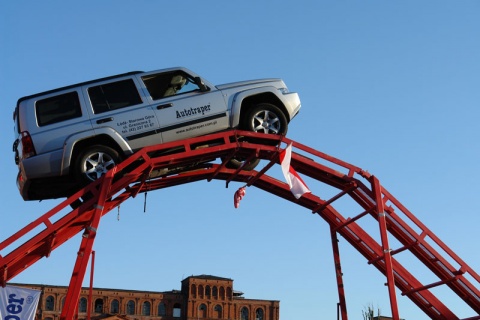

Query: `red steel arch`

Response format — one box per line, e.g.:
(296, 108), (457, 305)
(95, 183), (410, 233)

(1, 130), (479, 319)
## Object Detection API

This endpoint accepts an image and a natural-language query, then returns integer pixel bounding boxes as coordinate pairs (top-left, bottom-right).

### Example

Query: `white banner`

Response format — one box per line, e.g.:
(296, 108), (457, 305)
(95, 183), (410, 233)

(0, 285), (41, 320)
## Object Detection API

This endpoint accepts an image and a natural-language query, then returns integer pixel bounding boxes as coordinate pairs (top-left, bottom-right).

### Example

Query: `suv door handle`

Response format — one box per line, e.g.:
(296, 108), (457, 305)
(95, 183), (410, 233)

(96, 117), (113, 124)
(156, 103), (173, 110)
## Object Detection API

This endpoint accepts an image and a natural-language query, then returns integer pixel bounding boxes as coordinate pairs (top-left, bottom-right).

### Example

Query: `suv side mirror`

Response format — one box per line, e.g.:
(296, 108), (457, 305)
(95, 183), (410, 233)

(194, 77), (209, 92)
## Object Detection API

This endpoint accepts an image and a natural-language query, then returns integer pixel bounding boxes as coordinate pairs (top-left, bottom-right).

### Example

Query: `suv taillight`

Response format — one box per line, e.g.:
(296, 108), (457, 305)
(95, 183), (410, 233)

(20, 131), (36, 159)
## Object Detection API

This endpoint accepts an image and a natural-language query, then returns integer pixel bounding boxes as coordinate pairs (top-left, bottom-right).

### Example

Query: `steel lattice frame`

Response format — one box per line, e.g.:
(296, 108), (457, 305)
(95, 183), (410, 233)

(1, 130), (479, 319)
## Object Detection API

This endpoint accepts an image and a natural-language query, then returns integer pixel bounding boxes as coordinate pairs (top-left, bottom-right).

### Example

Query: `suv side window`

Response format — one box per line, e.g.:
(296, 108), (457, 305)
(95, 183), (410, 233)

(88, 79), (143, 114)
(142, 71), (200, 100)
(36, 91), (82, 127)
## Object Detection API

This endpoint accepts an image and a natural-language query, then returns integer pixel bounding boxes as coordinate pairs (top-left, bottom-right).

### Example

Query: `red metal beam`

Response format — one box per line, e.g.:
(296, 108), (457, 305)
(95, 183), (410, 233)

(60, 168), (115, 320)
(331, 226), (348, 320)
(371, 176), (400, 320)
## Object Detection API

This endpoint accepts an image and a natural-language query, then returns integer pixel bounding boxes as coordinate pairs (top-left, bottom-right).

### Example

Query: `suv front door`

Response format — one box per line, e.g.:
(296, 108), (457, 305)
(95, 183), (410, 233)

(138, 70), (229, 143)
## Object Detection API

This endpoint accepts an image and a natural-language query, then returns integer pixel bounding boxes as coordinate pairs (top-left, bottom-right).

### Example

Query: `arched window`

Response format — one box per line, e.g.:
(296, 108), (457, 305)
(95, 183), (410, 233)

(94, 298), (103, 313)
(199, 285), (204, 298)
(198, 303), (207, 318)
(142, 301), (151, 316)
(226, 287), (233, 299)
(158, 302), (166, 316)
(45, 295), (55, 311)
(219, 287), (225, 300)
(111, 299), (119, 313)
(205, 285), (211, 297)
(212, 286), (218, 298)
(173, 303), (181, 318)
(241, 306), (249, 320)
(78, 297), (87, 313)
(191, 284), (197, 298)
(256, 308), (264, 320)
(214, 304), (222, 318)
(126, 300), (135, 315)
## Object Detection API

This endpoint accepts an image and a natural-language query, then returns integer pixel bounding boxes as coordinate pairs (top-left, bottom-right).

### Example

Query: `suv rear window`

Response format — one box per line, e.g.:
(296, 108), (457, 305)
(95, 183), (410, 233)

(88, 79), (143, 114)
(36, 91), (82, 127)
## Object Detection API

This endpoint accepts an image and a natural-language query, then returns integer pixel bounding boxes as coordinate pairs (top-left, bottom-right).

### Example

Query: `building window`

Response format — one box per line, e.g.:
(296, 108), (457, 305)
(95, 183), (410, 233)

(191, 284), (197, 298)
(142, 301), (151, 316)
(220, 287), (225, 300)
(79, 297), (87, 313)
(94, 298), (103, 313)
(126, 300), (135, 315)
(45, 295), (55, 311)
(241, 307), (249, 320)
(199, 285), (204, 298)
(256, 308), (264, 320)
(214, 304), (222, 318)
(173, 303), (181, 318)
(206, 285), (211, 297)
(199, 303), (207, 318)
(158, 302), (166, 316)
(212, 286), (218, 298)
(111, 299), (119, 313)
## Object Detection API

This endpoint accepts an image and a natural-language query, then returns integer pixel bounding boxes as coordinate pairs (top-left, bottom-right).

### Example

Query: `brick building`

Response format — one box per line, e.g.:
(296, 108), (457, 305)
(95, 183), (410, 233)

(11, 275), (279, 320)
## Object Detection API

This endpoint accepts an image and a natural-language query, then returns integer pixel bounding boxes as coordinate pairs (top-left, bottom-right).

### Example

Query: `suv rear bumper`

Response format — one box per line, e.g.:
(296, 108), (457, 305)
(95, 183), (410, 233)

(17, 171), (78, 200)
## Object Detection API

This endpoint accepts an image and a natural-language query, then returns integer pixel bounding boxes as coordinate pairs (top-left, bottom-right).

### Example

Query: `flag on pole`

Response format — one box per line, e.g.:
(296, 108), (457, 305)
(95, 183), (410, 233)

(0, 285), (41, 320)
(279, 143), (311, 199)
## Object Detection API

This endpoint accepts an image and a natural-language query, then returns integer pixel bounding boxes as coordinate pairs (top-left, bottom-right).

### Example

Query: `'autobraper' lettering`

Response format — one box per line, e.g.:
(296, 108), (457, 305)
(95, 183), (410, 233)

(176, 104), (211, 118)
(4, 293), (25, 320)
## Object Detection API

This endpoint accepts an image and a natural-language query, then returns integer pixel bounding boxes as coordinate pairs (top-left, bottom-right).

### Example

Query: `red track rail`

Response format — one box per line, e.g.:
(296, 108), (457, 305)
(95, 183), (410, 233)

(1, 130), (479, 319)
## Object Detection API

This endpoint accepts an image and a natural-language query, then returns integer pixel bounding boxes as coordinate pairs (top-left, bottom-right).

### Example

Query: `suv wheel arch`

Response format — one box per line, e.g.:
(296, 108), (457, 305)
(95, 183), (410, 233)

(239, 92), (290, 126)
(70, 135), (125, 177)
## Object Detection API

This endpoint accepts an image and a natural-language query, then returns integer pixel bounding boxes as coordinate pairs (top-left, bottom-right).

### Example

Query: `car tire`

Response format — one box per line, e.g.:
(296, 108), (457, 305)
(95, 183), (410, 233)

(244, 103), (288, 135)
(75, 145), (122, 183)
(225, 103), (288, 171)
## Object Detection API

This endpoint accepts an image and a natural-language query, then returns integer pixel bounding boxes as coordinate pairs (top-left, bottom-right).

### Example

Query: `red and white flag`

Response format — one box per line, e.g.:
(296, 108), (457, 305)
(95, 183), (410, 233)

(234, 186), (246, 208)
(279, 143), (311, 199)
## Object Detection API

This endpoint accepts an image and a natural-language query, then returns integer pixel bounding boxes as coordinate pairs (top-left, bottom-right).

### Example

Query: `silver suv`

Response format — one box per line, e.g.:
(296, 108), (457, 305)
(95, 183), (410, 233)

(13, 67), (301, 200)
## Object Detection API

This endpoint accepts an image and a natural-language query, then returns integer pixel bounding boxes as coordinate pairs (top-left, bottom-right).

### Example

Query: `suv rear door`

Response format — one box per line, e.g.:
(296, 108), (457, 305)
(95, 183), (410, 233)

(83, 77), (162, 152)
(15, 89), (92, 179)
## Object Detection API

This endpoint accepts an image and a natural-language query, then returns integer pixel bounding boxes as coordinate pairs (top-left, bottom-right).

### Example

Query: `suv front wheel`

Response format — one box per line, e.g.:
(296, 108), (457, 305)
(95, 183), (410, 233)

(226, 103), (288, 170)
(244, 103), (288, 135)
(75, 145), (122, 182)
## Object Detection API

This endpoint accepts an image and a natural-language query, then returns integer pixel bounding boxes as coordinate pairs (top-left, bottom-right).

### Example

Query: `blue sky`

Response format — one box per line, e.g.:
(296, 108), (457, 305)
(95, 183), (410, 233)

(1, 1), (480, 319)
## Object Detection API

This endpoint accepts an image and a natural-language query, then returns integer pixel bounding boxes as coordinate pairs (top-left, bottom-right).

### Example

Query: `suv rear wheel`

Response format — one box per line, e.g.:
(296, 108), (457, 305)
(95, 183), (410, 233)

(75, 145), (122, 182)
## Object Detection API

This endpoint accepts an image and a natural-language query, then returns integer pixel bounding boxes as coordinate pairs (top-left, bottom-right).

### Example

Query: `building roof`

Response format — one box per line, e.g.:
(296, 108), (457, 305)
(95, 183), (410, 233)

(8, 282), (181, 295)
(183, 274), (233, 281)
